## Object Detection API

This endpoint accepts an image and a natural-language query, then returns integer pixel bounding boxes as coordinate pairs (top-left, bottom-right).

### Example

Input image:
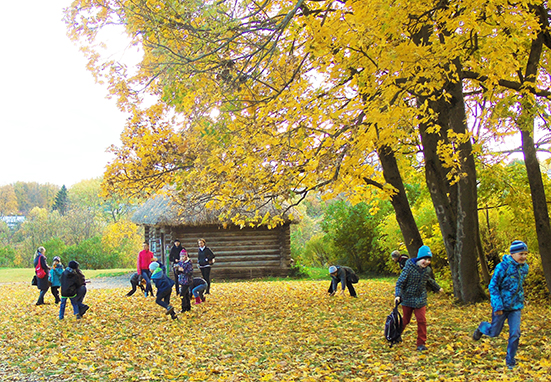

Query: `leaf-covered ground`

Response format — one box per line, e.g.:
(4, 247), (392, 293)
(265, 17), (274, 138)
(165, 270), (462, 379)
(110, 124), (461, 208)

(1, 280), (550, 381)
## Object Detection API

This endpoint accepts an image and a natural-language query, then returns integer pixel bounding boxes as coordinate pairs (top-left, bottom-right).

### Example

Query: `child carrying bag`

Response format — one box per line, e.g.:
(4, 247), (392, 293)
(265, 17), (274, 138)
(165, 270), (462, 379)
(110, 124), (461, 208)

(384, 301), (403, 347)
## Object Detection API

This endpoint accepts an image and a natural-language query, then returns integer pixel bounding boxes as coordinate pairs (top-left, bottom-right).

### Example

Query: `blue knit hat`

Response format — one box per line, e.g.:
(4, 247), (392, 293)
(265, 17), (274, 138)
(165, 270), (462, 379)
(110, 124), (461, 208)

(328, 266), (337, 274)
(149, 262), (160, 271)
(417, 245), (432, 260)
(510, 240), (528, 254)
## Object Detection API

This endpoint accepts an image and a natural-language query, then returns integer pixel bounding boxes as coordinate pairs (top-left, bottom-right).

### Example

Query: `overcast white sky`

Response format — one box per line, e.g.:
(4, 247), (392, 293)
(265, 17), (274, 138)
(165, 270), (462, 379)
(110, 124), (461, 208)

(0, 1), (132, 188)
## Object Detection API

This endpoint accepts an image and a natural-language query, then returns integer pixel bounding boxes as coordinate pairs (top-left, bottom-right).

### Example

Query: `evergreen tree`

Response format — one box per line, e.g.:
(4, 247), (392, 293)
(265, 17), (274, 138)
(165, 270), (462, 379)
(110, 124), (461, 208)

(52, 185), (69, 216)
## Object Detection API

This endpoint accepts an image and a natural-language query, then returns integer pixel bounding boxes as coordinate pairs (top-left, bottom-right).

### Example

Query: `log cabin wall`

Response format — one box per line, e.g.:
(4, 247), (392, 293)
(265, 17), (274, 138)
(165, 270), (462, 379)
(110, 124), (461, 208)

(146, 224), (292, 280)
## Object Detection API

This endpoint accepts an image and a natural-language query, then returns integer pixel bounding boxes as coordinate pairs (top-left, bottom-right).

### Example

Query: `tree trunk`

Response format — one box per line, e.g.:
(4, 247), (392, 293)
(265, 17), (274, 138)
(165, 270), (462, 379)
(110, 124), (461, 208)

(418, 97), (462, 298)
(519, 20), (551, 295)
(448, 64), (486, 302)
(377, 144), (424, 258)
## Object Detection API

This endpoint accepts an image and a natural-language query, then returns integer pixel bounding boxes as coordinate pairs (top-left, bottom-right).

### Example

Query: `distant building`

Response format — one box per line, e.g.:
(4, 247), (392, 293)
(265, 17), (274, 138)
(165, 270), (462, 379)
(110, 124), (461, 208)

(0, 215), (25, 229)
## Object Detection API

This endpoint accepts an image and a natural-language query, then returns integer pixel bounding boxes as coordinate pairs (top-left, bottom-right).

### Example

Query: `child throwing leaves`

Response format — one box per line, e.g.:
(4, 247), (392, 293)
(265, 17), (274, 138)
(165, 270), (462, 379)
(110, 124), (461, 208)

(472, 240), (529, 370)
(150, 262), (178, 320)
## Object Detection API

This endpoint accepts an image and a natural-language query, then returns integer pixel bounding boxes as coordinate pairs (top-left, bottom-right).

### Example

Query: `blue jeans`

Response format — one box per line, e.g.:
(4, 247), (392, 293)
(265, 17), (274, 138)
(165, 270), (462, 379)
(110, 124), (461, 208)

(478, 309), (521, 366)
(59, 286), (87, 319)
(140, 270), (153, 294)
(192, 284), (206, 298)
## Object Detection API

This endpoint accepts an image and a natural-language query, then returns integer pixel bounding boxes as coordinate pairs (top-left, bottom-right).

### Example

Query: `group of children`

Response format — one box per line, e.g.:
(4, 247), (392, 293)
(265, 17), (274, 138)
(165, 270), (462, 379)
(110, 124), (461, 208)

(128, 247), (209, 320)
(33, 247), (89, 320)
(36, 237), (530, 369)
(331, 240), (530, 370)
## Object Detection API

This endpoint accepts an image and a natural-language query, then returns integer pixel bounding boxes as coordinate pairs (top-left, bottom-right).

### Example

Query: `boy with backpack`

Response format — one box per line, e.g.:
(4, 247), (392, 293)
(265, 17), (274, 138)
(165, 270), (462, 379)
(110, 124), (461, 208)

(472, 240), (529, 370)
(394, 245), (443, 351)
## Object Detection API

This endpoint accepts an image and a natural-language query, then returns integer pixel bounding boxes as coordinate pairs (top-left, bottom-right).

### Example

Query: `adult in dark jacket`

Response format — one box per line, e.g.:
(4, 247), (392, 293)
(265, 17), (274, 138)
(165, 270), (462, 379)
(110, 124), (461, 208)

(150, 262), (177, 319)
(169, 239), (184, 293)
(197, 238), (215, 294)
(328, 265), (358, 297)
(391, 250), (410, 270)
(59, 260), (89, 320)
(34, 247), (50, 306)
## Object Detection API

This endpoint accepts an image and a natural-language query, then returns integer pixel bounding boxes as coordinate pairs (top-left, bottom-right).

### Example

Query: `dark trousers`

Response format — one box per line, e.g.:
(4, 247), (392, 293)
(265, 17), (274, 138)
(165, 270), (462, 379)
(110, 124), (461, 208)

(140, 270), (153, 294)
(181, 285), (191, 312)
(173, 266), (180, 294)
(155, 288), (172, 310)
(200, 267), (212, 294)
(127, 280), (145, 297)
(37, 288), (49, 304)
(328, 280), (357, 297)
(51, 286), (61, 303)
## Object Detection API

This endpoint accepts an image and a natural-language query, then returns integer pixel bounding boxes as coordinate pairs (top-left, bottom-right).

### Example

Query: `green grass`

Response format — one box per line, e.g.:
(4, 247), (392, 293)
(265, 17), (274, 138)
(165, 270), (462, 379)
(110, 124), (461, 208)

(0, 268), (135, 283)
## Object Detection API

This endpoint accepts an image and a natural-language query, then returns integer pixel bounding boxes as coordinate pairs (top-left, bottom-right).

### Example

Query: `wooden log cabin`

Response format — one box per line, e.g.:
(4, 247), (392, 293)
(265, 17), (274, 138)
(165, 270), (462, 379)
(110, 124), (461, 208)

(131, 194), (295, 279)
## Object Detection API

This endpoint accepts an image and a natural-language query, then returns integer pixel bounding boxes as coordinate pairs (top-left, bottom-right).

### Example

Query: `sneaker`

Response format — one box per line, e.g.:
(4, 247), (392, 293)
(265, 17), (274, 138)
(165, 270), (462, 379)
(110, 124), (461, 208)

(76, 314), (82, 320)
(416, 345), (427, 352)
(165, 306), (174, 315)
(80, 305), (90, 317)
(144, 291), (148, 298)
(472, 328), (482, 341)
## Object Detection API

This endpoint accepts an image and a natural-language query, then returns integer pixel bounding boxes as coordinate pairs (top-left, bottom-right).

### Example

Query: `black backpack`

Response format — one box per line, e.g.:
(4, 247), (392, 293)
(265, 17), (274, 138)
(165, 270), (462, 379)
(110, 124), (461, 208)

(342, 266), (359, 283)
(384, 301), (403, 347)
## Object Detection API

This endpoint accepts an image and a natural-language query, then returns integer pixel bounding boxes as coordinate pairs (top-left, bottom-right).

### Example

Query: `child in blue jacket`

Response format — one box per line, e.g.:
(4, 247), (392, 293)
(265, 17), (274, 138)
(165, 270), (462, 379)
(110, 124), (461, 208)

(49, 256), (64, 304)
(473, 240), (529, 370)
(150, 261), (178, 319)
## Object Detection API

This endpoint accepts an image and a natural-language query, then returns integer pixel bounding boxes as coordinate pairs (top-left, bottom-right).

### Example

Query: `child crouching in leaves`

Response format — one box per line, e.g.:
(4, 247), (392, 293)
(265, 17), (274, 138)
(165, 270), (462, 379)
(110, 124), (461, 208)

(150, 261), (178, 320)
(176, 249), (193, 312)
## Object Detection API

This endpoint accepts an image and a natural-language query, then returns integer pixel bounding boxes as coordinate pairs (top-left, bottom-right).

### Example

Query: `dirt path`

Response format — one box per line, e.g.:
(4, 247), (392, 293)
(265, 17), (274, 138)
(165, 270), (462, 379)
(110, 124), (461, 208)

(86, 273), (132, 290)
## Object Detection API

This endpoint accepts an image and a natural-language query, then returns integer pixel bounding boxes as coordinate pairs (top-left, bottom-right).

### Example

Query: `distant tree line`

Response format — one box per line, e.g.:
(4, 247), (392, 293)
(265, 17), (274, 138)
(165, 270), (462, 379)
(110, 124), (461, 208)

(0, 179), (142, 269)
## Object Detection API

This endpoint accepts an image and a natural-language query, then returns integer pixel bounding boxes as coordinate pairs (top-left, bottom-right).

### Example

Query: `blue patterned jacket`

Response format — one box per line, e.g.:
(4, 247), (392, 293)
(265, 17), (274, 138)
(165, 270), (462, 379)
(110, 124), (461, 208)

(489, 255), (529, 312)
(395, 258), (441, 309)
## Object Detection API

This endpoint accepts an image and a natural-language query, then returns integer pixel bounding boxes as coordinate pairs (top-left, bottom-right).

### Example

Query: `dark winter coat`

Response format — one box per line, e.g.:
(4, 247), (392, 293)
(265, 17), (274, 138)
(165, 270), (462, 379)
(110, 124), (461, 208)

(60, 267), (86, 298)
(34, 254), (50, 291)
(169, 244), (183, 264)
(397, 254), (409, 270)
(198, 247), (215, 268)
(489, 254), (529, 312)
(395, 258), (441, 309)
(151, 268), (175, 295)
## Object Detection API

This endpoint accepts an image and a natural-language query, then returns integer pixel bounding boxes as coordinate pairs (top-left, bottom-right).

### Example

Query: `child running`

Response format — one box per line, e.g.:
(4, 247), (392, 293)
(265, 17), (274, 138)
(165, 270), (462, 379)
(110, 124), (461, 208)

(394, 245), (443, 352)
(472, 240), (529, 370)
